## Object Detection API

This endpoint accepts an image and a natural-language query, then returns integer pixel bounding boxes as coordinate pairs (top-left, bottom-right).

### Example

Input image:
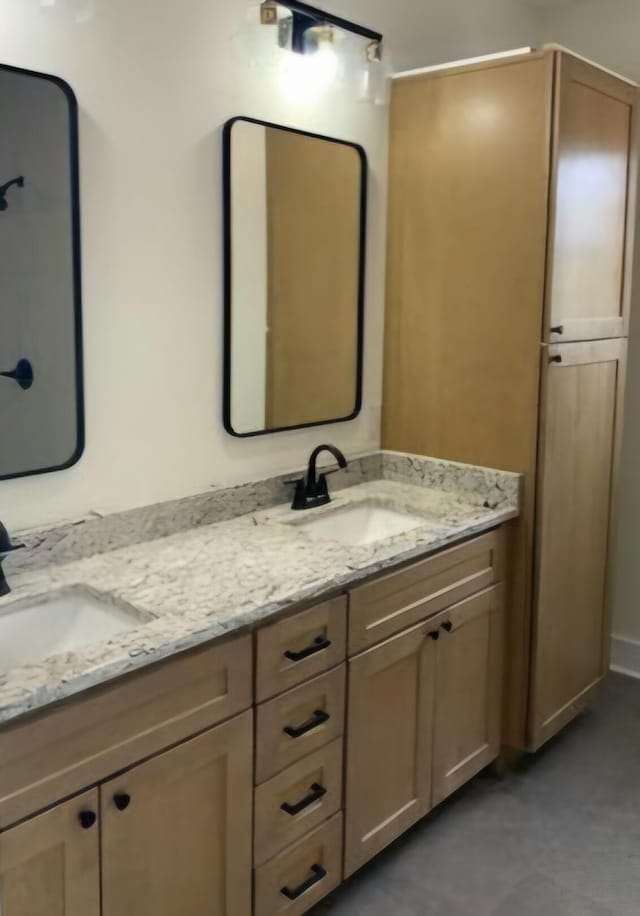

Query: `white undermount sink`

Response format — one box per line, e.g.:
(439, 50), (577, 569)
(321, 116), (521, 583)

(0, 589), (144, 673)
(293, 503), (427, 547)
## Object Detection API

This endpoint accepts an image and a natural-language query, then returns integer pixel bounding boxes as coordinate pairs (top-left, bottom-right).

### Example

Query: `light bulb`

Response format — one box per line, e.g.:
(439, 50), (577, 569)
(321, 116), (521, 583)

(279, 23), (341, 106)
(279, 47), (339, 104)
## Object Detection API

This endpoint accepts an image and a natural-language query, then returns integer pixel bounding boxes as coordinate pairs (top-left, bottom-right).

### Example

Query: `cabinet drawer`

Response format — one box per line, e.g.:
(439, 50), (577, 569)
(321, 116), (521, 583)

(254, 739), (343, 866)
(256, 666), (345, 784)
(0, 634), (252, 829)
(254, 813), (343, 916)
(348, 529), (506, 653)
(256, 597), (347, 703)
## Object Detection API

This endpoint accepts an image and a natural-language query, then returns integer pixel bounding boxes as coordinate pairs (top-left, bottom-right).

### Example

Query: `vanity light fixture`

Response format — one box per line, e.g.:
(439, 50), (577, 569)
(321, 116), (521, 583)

(261, 0), (383, 57)
(0, 176), (24, 213)
(259, 0), (386, 102)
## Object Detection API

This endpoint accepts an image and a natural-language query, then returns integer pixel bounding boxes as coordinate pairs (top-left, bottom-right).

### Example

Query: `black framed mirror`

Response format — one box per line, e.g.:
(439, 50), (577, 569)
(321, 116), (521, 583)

(223, 116), (366, 438)
(0, 63), (83, 481)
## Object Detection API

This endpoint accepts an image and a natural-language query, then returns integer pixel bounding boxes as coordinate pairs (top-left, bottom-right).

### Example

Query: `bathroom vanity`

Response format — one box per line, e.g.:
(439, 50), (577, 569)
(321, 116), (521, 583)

(0, 452), (518, 915)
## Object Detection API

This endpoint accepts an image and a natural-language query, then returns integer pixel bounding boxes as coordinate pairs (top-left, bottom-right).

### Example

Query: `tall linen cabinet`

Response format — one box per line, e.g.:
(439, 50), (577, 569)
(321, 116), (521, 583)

(382, 49), (638, 750)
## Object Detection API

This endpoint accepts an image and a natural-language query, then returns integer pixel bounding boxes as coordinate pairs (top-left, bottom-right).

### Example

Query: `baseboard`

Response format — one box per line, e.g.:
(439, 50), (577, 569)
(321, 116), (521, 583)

(610, 635), (640, 680)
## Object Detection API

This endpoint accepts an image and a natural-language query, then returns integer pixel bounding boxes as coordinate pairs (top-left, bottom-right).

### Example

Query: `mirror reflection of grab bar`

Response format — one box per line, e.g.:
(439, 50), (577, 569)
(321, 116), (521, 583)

(0, 175), (25, 212)
(0, 359), (34, 390)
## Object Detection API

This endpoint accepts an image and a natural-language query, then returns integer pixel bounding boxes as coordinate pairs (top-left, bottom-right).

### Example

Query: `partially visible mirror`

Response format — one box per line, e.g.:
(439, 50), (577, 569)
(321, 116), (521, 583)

(0, 63), (83, 480)
(223, 117), (366, 437)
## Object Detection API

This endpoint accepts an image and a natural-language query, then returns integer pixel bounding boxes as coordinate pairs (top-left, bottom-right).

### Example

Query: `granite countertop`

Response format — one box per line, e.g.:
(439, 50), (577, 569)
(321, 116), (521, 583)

(0, 453), (521, 726)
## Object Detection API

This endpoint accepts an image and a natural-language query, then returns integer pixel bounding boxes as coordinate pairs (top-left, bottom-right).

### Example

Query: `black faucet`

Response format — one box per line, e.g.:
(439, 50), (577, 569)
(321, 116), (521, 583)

(0, 521), (24, 597)
(291, 445), (348, 511)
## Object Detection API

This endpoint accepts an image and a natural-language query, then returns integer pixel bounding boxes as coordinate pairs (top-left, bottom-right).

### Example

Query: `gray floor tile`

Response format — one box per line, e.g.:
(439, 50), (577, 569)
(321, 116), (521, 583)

(491, 871), (617, 916)
(311, 674), (640, 916)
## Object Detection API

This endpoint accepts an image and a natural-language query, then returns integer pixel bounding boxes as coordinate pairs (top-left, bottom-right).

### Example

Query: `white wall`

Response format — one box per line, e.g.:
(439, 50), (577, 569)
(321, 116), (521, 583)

(534, 0), (640, 664)
(338, 0), (540, 70)
(0, 0), (543, 532)
(0, 0), (388, 529)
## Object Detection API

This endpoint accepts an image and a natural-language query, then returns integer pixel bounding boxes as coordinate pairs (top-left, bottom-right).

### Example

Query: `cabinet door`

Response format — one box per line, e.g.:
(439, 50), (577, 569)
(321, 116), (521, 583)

(344, 621), (435, 878)
(530, 340), (627, 748)
(432, 586), (505, 805)
(101, 709), (253, 916)
(547, 54), (637, 341)
(0, 790), (100, 916)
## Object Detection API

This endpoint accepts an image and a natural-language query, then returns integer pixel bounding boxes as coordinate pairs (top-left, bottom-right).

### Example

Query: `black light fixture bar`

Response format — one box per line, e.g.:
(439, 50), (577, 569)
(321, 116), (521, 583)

(277, 0), (383, 44)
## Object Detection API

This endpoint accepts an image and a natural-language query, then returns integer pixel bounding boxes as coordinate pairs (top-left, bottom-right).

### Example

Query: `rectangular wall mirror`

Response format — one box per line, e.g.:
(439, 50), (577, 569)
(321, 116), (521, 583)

(0, 63), (83, 481)
(223, 117), (366, 437)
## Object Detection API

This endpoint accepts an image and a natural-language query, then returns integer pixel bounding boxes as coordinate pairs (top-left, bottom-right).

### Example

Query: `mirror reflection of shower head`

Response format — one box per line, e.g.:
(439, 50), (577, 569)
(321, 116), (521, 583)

(0, 176), (25, 212)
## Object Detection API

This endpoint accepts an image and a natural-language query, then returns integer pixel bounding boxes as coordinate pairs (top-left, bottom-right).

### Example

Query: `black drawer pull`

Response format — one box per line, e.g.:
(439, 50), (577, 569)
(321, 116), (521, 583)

(283, 709), (330, 739)
(550, 325), (564, 335)
(441, 621), (453, 633)
(550, 355), (562, 364)
(281, 864), (327, 901)
(284, 637), (331, 663)
(78, 810), (97, 830)
(428, 630), (440, 641)
(281, 783), (327, 817)
(114, 793), (131, 811)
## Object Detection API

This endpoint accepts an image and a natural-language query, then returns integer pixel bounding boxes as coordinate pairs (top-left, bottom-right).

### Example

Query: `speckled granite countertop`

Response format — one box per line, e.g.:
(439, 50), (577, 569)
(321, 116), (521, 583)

(0, 452), (521, 726)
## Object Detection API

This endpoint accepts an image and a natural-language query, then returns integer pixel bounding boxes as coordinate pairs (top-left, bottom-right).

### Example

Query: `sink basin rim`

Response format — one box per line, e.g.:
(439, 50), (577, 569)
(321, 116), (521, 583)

(0, 586), (151, 675)
(288, 500), (431, 547)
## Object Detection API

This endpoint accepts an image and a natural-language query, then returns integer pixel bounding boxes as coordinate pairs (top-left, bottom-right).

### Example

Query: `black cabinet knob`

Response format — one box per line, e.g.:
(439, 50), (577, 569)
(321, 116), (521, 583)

(428, 630), (440, 641)
(114, 793), (131, 811)
(78, 810), (97, 830)
(550, 325), (564, 335)
(441, 621), (453, 633)
(550, 355), (562, 364)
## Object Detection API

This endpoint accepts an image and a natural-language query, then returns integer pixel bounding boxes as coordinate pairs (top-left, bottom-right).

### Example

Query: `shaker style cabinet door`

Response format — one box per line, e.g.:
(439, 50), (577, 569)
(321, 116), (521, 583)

(101, 710), (253, 916)
(530, 340), (627, 748)
(344, 621), (436, 878)
(432, 586), (505, 806)
(547, 54), (637, 342)
(0, 790), (100, 916)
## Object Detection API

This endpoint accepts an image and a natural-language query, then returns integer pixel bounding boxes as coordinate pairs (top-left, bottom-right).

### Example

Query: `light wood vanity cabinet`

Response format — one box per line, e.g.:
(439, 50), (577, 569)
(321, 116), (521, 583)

(384, 47), (638, 751)
(0, 790), (100, 916)
(345, 583), (505, 877)
(101, 711), (253, 916)
(344, 616), (435, 877)
(0, 714), (253, 916)
(0, 528), (510, 915)
(432, 585), (505, 805)
(531, 340), (627, 745)
(0, 635), (255, 916)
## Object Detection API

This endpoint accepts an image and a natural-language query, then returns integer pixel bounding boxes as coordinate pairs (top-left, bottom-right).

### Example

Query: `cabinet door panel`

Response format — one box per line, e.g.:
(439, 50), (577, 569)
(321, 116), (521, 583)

(0, 790), (100, 916)
(344, 621), (435, 878)
(432, 587), (505, 805)
(101, 710), (253, 916)
(547, 54), (637, 340)
(530, 340), (626, 747)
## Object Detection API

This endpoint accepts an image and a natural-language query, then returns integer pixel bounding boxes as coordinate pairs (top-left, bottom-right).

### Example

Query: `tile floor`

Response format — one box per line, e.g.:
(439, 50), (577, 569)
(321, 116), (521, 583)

(313, 673), (640, 915)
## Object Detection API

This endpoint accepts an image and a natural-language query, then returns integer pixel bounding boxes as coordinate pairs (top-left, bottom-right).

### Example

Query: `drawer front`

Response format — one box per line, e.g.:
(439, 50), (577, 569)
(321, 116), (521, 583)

(256, 666), (346, 784)
(254, 739), (343, 866)
(348, 529), (506, 654)
(0, 634), (252, 829)
(256, 596), (347, 703)
(254, 814), (343, 916)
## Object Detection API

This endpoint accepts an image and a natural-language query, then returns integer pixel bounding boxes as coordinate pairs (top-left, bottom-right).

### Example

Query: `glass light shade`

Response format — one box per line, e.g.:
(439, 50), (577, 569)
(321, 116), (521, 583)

(358, 43), (391, 106)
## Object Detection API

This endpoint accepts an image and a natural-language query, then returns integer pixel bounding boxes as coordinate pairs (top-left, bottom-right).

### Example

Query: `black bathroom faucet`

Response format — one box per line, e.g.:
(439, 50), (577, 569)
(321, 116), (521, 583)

(0, 520), (24, 597)
(291, 445), (348, 511)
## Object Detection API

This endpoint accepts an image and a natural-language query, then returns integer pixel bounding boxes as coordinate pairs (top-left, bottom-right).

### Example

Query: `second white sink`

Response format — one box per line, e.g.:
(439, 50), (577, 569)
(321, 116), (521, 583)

(293, 503), (427, 547)
(0, 589), (145, 674)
